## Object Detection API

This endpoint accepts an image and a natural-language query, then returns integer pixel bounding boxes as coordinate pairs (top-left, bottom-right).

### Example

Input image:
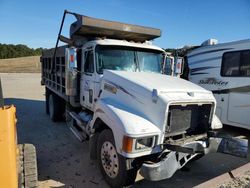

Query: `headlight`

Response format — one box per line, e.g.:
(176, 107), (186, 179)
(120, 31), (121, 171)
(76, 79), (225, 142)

(122, 136), (157, 153)
(136, 137), (155, 150)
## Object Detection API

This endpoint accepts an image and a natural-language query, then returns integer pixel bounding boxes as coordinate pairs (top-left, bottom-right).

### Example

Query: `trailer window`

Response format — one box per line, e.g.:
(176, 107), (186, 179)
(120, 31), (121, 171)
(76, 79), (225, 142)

(221, 50), (250, 77)
(240, 50), (250, 76)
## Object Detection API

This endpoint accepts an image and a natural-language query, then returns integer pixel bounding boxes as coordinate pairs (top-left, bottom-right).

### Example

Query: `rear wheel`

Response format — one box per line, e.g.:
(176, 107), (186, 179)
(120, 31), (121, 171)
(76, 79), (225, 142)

(48, 94), (64, 122)
(18, 144), (38, 188)
(97, 130), (137, 188)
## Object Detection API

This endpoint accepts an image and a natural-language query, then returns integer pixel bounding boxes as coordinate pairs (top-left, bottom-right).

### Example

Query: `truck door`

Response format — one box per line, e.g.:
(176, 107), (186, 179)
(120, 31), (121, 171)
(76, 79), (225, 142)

(81, 49), (95, 110)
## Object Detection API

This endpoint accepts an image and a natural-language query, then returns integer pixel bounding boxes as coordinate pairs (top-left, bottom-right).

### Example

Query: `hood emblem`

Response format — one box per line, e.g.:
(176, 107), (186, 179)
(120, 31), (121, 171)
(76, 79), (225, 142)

(187, 92), (194, 97)
(152, 89), (158, 103)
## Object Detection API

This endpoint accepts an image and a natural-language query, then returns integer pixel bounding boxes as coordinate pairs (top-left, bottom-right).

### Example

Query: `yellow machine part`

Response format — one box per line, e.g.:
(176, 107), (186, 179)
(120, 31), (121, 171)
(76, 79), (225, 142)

(0, 105), (18, 188)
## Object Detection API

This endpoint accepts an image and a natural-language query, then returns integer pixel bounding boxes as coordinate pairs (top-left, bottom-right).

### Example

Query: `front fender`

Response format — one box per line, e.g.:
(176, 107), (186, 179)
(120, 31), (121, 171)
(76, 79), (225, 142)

(91, 98), (161, 156)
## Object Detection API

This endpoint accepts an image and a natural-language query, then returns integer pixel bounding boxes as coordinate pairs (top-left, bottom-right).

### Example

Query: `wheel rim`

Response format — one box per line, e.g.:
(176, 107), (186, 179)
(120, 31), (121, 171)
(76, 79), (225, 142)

(101, 141), (119, 178)
(49, 95), (54, 119)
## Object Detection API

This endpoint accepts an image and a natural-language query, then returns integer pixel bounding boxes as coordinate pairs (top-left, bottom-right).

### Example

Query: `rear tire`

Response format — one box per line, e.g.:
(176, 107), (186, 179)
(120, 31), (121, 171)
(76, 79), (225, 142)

(18, 144), (38, 188)
(48, 93), (64, 122)
(97, 129), (137, 188)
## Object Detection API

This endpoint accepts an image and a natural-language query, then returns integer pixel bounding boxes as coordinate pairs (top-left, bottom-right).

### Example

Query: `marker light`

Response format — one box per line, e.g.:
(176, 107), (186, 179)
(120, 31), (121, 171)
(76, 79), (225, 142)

(122, 136), (133, 153)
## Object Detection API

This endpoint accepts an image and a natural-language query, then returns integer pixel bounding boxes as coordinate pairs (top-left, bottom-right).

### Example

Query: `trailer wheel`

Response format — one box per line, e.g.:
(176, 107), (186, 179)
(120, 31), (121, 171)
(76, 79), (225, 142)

(48, 94), (61, 122)
(18, 144), (38, 188)
(97, 129), (137, 188)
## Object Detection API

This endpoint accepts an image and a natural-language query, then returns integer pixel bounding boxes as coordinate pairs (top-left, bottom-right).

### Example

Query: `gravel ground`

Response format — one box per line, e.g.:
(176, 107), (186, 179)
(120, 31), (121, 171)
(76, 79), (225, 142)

(0, 73), (249, 188)
(219, 171), (250, 188)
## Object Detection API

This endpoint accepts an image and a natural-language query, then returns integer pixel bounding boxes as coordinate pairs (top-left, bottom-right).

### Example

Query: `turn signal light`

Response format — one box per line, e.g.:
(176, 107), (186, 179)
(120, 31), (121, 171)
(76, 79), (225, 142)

(122, 136), (133, 153)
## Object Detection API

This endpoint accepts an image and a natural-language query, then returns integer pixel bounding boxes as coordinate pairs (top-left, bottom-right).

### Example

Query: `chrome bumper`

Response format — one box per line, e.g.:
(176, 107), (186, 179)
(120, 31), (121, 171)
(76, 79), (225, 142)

(140, 135), (248, 181)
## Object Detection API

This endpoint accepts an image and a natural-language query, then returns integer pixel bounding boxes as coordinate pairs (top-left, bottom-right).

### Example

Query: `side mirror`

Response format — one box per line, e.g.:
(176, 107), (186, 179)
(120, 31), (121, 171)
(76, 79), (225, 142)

(66, 47), (77, 70)
(65, 47), (78, 96)
(175, 57), (184, 75)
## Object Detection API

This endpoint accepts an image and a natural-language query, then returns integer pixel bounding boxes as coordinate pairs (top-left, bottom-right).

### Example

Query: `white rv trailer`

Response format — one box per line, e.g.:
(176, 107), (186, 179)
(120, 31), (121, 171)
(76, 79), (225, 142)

(187, 39), (250, 130)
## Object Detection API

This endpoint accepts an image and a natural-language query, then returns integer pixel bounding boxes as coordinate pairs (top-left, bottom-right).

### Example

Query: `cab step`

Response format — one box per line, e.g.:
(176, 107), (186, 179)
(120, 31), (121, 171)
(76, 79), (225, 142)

(67, 111), (92, 142)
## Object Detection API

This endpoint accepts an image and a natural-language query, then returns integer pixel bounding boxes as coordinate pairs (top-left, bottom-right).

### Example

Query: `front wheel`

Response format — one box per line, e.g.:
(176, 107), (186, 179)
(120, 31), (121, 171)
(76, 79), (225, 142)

(97, 130), (137, 188)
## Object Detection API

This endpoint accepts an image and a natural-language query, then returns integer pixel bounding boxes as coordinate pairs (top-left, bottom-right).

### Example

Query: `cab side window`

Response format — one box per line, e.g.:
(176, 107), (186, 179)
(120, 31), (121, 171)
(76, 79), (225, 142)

(84, 51), (94, 73)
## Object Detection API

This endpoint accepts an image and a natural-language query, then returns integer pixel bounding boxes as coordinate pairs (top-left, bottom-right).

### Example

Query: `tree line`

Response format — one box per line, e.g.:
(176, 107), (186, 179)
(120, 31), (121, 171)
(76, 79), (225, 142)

(0, 43), (198, 60)
(0, 43), (44, 59)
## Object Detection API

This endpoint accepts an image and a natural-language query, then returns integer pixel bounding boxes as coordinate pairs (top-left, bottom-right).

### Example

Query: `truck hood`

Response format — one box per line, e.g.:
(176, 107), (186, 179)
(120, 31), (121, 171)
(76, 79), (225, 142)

(103, 70), (211, 94)
(101, 70), (215, 138)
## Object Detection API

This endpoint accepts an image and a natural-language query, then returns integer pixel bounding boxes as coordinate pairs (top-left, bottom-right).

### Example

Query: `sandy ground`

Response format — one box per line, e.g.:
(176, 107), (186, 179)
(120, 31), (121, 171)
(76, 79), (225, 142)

(0, 73), (250, 188)
(220, 171), (250, 188)
(0, 56), (40, 73)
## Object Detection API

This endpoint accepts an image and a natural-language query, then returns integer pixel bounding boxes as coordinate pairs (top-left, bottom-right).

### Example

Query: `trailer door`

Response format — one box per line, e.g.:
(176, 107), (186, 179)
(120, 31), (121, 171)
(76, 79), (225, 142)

(81, 49), (96, 110)
(228, 91), (250, 127)
(221, 50), (250, 128)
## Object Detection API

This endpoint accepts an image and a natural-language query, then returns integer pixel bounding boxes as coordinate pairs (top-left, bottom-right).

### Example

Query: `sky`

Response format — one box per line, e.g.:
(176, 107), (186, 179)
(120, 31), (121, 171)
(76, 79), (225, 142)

(0, 0), (249, 49)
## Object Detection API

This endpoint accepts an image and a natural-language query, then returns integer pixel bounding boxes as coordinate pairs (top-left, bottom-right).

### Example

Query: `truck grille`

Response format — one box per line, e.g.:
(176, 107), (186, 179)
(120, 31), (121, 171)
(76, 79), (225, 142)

(165, 104), (212, 136)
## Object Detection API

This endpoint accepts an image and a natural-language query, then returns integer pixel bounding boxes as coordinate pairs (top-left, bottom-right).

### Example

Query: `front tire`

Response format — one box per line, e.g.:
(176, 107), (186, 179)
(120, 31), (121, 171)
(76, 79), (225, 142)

(97, 129), (137, 188)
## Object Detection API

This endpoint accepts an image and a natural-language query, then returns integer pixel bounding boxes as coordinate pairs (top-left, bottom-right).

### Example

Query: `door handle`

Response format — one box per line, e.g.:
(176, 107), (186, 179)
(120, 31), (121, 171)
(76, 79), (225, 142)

(89, 89), (93, 103)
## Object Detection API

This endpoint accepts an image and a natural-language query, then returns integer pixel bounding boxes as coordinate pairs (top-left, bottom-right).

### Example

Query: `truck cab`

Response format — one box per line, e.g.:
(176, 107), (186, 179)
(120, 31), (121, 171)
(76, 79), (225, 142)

(78, 39), (164, 111)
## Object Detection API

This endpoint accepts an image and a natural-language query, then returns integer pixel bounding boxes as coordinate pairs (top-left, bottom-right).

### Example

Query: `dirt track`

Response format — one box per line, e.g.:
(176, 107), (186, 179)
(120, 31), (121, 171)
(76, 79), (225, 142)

(1, 73), (250, 188)
(0, 56), (40, 73)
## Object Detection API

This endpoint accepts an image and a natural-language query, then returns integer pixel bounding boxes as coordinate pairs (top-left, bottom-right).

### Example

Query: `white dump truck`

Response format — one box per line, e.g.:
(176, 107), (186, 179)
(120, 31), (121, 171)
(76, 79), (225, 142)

(41, 10), (248, 188)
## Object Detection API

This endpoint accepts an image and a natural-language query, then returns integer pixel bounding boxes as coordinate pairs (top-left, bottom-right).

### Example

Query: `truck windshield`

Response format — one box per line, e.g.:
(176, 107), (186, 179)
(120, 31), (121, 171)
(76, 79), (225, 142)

(95, 45), (163, 74)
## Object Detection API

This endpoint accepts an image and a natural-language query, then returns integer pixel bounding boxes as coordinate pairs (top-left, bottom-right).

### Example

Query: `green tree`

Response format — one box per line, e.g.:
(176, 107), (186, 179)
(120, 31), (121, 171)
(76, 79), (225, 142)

(0, 43), (44, 59)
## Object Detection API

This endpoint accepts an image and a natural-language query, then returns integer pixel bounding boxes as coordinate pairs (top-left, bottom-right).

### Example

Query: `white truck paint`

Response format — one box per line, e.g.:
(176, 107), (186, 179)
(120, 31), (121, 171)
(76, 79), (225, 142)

(41, 11), (248, 187)
(93, 70), (218, 158)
